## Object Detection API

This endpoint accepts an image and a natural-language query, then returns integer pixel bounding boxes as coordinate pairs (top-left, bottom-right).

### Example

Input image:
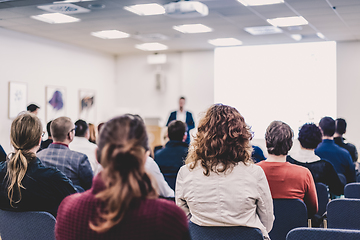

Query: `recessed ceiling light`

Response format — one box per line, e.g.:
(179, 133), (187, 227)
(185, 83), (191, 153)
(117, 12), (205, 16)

(208, 38), (243, 47)
(244, 26), (283, 35)
(267, 16), (308, 27)
(124, 3), (165, 16)
(317, 32), (325, 39)
(135, 43), (168, 51)
(91, 30), (130, 39)
(31, 13), (80, 24)
(173, 24), (212, 33)
(237, 0), (284, 6)
(290, 34), (302, 41)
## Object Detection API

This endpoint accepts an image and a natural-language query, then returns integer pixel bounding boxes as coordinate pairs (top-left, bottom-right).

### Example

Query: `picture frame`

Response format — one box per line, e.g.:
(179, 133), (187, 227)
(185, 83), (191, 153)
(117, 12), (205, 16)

(79, 89), (96, 123)
(46, 86), (66, 122)
(8, 82), (27, 119)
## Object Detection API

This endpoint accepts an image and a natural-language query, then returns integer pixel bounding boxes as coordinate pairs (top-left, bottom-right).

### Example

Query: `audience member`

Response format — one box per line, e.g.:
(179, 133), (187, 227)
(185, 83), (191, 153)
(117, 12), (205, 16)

(287, 123), (344, 196)
(56, 114), (189, 240)
(167, 97), (195, 144)
(37, 117), (94, 192)
(0, 113), (76, 216)
(258, 121), (318, 218)
(38, 120), (53, 152)
(176, 104), (274, 238)
(155, 120), (188, 190)
(70, 119), (102, 175)
(334, 118), (358, 162)
(97, 122), (105, 135)
(0, 145), (6, 162)
(27, 103), (40, 115)
(315, 117), (356, 183)
(88, 123), (96, 144)
(252, 145), (266, 163)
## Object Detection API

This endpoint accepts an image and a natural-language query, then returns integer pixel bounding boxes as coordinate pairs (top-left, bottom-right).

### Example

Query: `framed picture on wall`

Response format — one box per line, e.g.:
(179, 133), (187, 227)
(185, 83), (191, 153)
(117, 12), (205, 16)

(79, 89), (96, 123)
(8, 82), (27, 119)
(46, 86), (66, 122)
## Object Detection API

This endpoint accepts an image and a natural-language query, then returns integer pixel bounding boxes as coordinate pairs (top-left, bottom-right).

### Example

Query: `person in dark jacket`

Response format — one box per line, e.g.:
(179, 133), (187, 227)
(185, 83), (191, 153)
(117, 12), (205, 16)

(334, 118), (358, 163)
(155, 120), (188, 190)
(0, 145), (6, 162)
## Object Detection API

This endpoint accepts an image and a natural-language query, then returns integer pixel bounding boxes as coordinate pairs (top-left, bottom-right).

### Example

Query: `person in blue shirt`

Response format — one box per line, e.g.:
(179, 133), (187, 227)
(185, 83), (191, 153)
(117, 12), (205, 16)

(315, 116), (356, 183)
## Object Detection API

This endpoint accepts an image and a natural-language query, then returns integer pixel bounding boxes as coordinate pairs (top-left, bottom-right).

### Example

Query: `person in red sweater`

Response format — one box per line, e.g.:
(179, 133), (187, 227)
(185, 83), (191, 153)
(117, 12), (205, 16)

(257, 121), (318, 217)
(55, 114), (190, 240)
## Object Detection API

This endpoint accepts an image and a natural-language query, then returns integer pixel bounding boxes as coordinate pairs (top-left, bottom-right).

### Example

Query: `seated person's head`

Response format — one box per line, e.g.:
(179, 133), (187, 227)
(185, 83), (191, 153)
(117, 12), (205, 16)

(186, 104), (253, 176)
(168, 120), (186, 142)
(335, 118), (347, 135)
(46, 121), (52, 138)
(265, 121), (293, 156)
(298, 123), (322, 150)
(27, 104), (40, 115)
(319, 116), (335, 137)
(51, 117), (75, 143)
(93, 114), (156, 232)
(75, 119), (89, 139)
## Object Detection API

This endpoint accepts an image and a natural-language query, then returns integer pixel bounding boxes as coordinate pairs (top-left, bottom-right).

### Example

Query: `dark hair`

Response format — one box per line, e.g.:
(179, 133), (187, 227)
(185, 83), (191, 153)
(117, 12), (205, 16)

(180, 96), (185, 100)
(265, 121), (293, 156)
(186, 104), (253, 176)
(91, 114), (156, 233)
(27, 104), (39, 112)
(168, 120), (186, 141)
(335, 118), (347, 135)
(319, 116), (335, 137)
(75, 119), (88, 137)
(98, 122), (105, 134)
(298, 123), (322, 149)
(46, 121), (52, 137)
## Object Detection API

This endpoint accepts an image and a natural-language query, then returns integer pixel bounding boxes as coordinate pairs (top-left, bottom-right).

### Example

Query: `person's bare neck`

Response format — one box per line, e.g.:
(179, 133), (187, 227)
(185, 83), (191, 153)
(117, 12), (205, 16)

(266, 154), (287, 162)
(333, 133), (342, 138)
(322, 136), (333, 140)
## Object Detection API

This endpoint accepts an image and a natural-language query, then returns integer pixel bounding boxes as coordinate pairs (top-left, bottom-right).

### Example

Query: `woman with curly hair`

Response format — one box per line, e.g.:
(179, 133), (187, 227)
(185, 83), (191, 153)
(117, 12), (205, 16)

(287, 123), (344, 196)
(176, 104), (274, 239)
(56, 114), (189, 240)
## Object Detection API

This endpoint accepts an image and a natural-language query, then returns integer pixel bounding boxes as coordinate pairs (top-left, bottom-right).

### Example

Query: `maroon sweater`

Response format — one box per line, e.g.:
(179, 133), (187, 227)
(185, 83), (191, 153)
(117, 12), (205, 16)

(56, 174), (190, 240)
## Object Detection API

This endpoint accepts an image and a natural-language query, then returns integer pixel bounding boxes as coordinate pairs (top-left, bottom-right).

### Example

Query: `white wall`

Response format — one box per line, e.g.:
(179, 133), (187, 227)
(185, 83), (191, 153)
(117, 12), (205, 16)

(0, 28), (116, 153)
(337, 41), (360, 148)
(115, 51), (214, 125)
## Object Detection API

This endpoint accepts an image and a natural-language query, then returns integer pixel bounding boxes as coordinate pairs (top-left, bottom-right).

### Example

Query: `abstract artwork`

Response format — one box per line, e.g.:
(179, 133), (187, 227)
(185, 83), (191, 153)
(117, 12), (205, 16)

(79, 89), (96, 123)
(46, 86), (66, 122)
(8, 82), (27, 119)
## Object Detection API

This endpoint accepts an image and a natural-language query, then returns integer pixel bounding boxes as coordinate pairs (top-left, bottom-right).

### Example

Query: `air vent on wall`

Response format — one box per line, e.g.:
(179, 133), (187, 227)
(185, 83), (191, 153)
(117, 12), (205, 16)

(37, 3), (90, 14)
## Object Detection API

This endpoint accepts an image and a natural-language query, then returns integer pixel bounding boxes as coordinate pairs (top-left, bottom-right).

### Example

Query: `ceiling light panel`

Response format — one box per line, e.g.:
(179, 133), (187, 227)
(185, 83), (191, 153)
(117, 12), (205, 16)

(135, 43), (168, 51)
(91, 30), (130, 39)
(267, 16), (308, 27)
(173, 24), (212, 33)
(31, 13), (80, 24)
(244, 26), (283, 35)
(237, 0), (284, 6)
(290, 34), (302, 41)
(124, 3), (165, 16)
(208, 38), (243, 47)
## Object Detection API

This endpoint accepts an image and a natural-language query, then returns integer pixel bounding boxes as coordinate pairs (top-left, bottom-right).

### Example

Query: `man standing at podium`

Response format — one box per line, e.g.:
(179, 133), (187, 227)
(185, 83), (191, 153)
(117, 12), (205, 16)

(167, 97), (194, 144)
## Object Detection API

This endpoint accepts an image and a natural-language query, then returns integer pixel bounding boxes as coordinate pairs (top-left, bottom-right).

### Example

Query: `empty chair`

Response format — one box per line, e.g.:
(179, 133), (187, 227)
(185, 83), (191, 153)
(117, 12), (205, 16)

(269, 199), (308, 240)
(0, 209), (56, 240)
(313, 183), (329, 226)
(188, 221), (263, 240)
(327, 198), (360, 230)
(344, 183), (360, 199)
(286, 227), (360, 240)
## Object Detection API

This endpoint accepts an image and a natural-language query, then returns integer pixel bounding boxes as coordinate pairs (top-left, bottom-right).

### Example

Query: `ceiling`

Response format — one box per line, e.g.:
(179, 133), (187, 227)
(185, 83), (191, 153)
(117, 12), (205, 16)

(0, 0), (359, 55)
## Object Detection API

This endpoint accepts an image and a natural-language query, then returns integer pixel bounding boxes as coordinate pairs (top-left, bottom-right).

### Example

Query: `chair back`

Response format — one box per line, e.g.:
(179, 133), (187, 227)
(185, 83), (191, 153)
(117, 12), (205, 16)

(316, 182), (329, 217)
(286, 227), (360, 240)
(344, 183), (360, 199)
(327, 198), (360, 230)
(269, 199), (308, 240)
(188, 221), (263, 240)
(0, 209), (56, 240)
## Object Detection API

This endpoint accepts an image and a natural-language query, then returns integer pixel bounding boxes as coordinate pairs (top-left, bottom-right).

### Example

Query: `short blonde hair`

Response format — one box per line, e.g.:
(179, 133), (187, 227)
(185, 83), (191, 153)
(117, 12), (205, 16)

(51, 117), (73, 142)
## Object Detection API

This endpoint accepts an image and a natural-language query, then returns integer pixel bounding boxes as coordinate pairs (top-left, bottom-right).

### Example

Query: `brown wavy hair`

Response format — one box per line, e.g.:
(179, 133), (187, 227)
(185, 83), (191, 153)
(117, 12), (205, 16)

(185, 104), (253, 176)
(7, 113), (42, 207)
(90, 114), (157, 233)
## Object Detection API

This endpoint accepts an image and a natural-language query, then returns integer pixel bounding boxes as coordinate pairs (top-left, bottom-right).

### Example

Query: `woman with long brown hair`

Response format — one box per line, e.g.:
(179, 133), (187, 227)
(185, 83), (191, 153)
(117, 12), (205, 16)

(0, 113), (76, 216)
(176, 104), (274, 238)
(56, 114), (189, 240)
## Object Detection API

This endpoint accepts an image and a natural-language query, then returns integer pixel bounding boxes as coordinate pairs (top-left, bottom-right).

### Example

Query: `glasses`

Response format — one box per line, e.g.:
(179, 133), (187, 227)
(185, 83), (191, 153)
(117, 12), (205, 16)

(42, 131), (45, 137)
(68, 127), (76, 135)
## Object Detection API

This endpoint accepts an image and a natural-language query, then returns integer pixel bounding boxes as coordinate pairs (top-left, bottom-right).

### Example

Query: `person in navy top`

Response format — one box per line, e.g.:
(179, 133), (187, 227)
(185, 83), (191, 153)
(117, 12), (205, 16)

(166, 97), (194, 144)
(315, 116), (356, 183)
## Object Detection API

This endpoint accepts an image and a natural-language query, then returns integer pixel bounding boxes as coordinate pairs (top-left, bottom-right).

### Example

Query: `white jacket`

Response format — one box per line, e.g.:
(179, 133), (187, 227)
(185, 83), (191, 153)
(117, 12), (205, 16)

(176, 162), (274, 238)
